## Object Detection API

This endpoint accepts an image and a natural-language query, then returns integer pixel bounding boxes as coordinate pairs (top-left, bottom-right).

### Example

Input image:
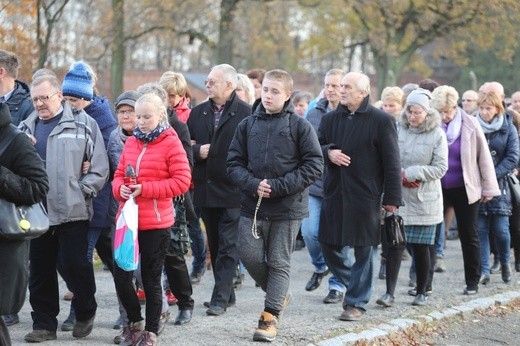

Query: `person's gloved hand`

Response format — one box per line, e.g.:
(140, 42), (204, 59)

(402, 171), (421, 188)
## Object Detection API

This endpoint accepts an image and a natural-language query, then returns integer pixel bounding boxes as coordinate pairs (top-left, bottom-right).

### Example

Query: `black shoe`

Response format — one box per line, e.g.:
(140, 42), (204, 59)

(502, 264), (512, 283)
(174, 309), (192, 325)
(516, 262), (520, 273)
(72, 314), (95, 338)
(490, 259), (501, 274)
(206, 305), (226, 316)
(2, 313), (19, 326)
(24, 330), (57, 343)
(305, 269), (330, 291)
(463, 286), (478, 295)
(203, 300), (235, 308)
(323, 290), (343, 304)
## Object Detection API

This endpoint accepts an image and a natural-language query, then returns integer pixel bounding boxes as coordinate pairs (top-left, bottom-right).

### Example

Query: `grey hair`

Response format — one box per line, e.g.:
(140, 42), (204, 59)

(211, 64), (238, 89)
(137, 82), (168, 107)
(354, 72), (371, 95)
(325, 69), (346, 81)
(31, 75), (61, 92)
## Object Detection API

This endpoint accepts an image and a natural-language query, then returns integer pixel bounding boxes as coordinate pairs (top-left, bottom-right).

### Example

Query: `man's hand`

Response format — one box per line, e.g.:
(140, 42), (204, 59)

(199, 144), (210, 160)
(258, 179), (271, 198)
(328, 149), (351, 167)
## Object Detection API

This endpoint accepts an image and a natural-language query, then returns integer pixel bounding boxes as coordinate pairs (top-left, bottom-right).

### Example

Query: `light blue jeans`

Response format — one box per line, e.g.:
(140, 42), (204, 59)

(320, 243), (374, 310)
(301, 196), (346, 292)
(477, 214), (511, 276)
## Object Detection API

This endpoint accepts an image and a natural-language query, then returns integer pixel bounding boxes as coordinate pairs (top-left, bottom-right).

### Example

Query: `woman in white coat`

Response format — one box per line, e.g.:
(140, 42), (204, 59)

(377, 88), (448, 307)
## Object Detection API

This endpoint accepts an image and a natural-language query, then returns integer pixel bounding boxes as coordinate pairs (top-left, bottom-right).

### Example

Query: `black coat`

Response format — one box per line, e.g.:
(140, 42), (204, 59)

(227, 100), (323, 220)
(0, 103), (49, 314)
(318, 96), (402, 247)
(5, 80), (34, 126)
(187, 91), (251, 208)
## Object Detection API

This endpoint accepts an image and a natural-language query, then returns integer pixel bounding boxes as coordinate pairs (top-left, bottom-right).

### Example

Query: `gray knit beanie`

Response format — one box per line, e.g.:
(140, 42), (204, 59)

(406, 88), (432, 112)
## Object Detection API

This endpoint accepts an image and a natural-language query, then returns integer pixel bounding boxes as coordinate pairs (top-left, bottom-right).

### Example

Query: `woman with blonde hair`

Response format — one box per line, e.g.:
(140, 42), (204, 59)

(236, 73), (255, 105)
(381, 86), (404, 119)
(159, 71), (191, 123)
(431, 85), (500, 295)
(475, 91), (519, 284)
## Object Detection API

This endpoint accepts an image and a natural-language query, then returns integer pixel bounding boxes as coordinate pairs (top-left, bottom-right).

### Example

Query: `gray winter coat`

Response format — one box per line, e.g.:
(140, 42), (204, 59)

(19, 103), (109, 225)
(397, 108), (448, 226)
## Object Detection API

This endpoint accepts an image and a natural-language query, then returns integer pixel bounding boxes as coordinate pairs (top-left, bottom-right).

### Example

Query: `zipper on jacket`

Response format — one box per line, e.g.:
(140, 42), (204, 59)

(136, 143), (147, 176)
(153, 199), (161, 222)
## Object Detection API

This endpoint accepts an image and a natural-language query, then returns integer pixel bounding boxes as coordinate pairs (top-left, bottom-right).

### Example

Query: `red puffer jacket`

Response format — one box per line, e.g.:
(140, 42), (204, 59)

(113, 127), (191, 230)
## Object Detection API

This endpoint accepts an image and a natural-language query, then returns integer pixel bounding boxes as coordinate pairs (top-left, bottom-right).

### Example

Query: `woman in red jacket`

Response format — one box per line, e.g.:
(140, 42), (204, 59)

(112, 93), (191, 346)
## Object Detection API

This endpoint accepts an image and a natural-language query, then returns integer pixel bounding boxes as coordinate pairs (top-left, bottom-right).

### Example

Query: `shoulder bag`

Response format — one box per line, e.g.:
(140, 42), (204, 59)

(0, 126), (49, 241)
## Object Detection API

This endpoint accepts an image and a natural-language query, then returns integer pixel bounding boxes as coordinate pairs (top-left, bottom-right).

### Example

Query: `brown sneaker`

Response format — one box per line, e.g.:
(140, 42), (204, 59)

(119, 320), (145, 346)
(253, 311), (278, 342)
(340, 306), (364, 321)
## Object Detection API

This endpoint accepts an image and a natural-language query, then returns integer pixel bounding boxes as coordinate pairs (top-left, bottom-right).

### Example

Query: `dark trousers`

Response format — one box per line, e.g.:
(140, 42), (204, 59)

(95, 227), (115, 274)
(383, 244), (405, 296)
(509, 202), (520, 264)
(113, 229), (169, 334)
(188, 206), (207, 274)
(0, 317), (10, 346)
(164, 254), (194, 311)
(29, 221), (97, 332)
(412, 244), (432, 295)
(201, 207), (240, 308)
(443, 187), (481, 289)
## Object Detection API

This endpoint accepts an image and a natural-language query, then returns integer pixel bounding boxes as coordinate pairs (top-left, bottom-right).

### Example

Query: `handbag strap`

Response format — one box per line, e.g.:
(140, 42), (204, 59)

(0, 124), (22, 159)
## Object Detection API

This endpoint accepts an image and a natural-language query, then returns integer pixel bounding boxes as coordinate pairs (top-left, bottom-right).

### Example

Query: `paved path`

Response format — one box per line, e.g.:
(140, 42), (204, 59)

(8, 239), (520, 345)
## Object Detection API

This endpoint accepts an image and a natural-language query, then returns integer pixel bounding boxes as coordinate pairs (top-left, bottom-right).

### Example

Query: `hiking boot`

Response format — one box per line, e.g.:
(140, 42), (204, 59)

(323, 290), (343, 304)
(137, 331), (157, 346)
(434, 256), (446, 273)
(61, 310), (76, 331)
(73, 314), (95, 338)
(24, 330), (57, 343)
(253, 311), (278, 342)
(119, 320), (145, 346)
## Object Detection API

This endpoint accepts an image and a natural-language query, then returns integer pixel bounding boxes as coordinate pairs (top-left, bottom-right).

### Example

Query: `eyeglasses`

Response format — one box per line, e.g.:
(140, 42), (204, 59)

(204, 79), (225, 86)
(117, 109), (135, 115)
(32, 91), (59, 104)
(462, 99), (477, 102)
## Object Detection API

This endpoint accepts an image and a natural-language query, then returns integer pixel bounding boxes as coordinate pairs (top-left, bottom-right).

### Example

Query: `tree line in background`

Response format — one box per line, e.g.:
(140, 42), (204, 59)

(1, 0), (520, 99)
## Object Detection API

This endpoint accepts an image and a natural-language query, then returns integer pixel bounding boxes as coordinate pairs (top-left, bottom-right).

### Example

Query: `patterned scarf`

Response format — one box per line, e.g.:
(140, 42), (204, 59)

(133, 125), (168, 143)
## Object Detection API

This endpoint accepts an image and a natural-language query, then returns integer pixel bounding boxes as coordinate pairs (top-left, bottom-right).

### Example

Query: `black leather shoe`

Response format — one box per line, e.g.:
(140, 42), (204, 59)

(323, 290), (343, 304)
(502, 264), (512, 283)
(305, 269), (330, 291)
(206, 305), (226, 316)
(174, 309), (192, 325)
(490, 259), (501, 274)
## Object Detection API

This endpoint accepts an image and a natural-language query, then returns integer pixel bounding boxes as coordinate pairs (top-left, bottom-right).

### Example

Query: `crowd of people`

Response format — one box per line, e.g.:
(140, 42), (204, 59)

(1, 47), (520, 345)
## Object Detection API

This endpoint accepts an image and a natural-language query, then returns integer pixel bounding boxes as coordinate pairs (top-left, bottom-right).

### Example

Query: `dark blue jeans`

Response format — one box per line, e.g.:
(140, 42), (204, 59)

(29, 220), (97, 332)
(189, 207), (207, 274)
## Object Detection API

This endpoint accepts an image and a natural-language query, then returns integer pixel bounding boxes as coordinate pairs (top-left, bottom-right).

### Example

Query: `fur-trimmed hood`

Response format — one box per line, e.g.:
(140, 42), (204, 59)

(398, 107), (442, 133)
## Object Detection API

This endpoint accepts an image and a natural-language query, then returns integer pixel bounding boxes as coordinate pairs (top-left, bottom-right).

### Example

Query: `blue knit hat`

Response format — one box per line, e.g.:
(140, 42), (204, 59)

(62, 61), (94, 100)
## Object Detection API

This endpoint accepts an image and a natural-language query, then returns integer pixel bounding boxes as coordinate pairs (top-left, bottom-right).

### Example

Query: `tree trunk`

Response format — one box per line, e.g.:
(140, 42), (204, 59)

(216, 0), (240, 65)
(110, 0), (125, 100)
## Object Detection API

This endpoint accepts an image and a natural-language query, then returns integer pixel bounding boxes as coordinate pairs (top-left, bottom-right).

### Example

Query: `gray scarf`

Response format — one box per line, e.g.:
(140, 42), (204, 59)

(476, 113), (504, 134)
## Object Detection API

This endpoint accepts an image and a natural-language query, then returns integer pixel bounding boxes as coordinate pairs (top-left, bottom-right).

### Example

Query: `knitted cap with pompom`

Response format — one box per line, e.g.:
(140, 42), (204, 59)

(62, 61), (94, 100)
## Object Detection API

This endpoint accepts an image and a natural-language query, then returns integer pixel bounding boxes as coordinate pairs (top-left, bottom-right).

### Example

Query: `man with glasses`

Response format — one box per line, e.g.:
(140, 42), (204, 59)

(19, 74), (109, 342)
(187, 64), (251, 316)
(0, 49), (34, 126)
(461, 90), (479, 116)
